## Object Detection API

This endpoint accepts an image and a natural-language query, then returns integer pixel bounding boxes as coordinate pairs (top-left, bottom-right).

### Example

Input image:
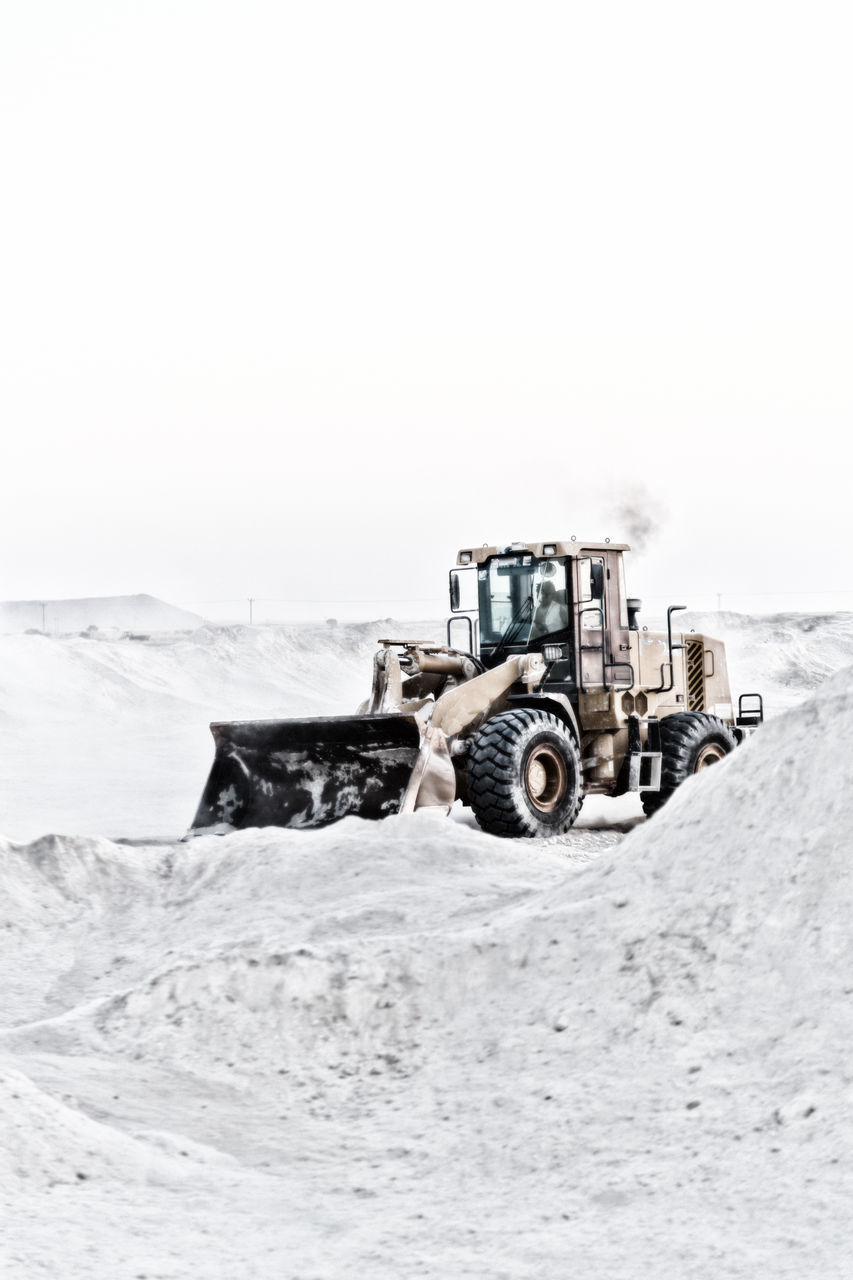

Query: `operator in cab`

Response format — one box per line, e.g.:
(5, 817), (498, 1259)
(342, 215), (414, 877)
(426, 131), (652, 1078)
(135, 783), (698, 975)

(531, 579), (568, 639)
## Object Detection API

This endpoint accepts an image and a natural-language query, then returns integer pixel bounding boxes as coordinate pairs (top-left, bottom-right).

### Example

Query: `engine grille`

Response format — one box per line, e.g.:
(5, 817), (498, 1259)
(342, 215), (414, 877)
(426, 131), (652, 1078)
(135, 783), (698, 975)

(685, 638), (705, 711)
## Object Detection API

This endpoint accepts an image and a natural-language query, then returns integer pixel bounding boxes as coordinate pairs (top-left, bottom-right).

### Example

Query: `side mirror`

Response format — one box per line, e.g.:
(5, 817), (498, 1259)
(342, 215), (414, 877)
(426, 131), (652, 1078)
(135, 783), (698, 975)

(449, 567), (478, 613)
(590, 562), (605, 600)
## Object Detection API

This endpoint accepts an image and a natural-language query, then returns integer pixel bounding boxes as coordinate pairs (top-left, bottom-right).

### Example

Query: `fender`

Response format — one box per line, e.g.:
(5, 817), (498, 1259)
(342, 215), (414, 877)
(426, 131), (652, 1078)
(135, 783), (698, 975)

(505, 692), (581, 744)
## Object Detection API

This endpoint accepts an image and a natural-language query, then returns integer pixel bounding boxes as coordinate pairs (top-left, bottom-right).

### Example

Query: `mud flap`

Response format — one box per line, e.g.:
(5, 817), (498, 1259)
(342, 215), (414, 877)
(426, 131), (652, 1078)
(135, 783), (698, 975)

(188, 714), (426, 832)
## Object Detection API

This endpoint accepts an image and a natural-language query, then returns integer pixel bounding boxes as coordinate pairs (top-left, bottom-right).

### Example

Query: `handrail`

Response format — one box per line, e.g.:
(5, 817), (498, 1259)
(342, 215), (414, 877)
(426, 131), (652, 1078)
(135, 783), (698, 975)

(578, 605), (607, 692)
(447, 613), (475, 655)
(649, 605), (687, 693)
(605, 659), (635, 689)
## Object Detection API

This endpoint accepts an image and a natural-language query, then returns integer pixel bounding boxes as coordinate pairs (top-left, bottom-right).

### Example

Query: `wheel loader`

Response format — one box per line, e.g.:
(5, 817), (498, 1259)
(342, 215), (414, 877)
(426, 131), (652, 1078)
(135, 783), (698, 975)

(188, 540), (763, 838)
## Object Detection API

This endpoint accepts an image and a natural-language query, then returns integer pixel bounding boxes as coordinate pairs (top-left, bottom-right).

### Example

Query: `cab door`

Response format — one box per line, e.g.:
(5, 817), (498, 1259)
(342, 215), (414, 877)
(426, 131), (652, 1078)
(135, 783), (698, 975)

(576, 552), (607, 690)
(576, 550), (632, 691)
(604, 549), (632, 688)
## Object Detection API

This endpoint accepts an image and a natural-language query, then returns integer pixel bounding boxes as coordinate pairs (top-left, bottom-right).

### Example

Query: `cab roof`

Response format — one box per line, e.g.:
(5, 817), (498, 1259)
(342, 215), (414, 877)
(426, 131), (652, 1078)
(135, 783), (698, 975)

(456, 540), (630, 566)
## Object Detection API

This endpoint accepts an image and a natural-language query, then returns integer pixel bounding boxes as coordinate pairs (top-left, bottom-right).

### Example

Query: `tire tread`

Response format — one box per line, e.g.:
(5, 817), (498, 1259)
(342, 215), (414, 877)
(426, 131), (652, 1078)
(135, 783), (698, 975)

(467, 708), (582, 838)
(641, 711), (737, 817)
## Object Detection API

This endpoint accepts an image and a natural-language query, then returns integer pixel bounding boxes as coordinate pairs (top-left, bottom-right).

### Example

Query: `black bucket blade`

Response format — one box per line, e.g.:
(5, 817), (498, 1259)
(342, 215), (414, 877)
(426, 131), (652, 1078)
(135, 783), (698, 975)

(189, 714), (423, 832)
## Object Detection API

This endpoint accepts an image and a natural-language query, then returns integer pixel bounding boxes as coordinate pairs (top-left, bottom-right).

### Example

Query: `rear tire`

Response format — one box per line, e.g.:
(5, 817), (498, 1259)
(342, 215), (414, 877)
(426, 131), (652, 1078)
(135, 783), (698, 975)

(641, 712), (737, 818)
(467, 709), (582, 838)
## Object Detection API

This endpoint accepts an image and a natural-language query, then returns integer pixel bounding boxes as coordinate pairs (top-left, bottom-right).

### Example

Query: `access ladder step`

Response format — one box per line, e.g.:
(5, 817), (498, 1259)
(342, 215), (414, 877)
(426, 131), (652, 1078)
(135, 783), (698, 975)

(627, 714), (662, 793)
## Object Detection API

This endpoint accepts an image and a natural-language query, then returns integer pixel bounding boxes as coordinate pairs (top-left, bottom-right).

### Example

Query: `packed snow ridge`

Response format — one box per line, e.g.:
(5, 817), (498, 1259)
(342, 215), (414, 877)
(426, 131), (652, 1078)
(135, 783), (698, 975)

(0, 593), (205, 635)
(2, 633), (853, 1275)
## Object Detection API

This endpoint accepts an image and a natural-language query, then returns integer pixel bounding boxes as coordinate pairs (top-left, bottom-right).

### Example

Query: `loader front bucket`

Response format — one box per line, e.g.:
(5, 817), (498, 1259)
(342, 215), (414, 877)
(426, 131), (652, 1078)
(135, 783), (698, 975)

(188, 714), (424, 833)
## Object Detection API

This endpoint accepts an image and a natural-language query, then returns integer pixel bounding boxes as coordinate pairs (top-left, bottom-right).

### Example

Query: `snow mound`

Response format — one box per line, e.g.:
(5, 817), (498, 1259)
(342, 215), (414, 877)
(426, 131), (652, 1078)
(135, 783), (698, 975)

(545, 661), (853, 1088)
(4, 664), (853, 1094)
(4, 672), (853, 1273)
(0, 593), (205, 635)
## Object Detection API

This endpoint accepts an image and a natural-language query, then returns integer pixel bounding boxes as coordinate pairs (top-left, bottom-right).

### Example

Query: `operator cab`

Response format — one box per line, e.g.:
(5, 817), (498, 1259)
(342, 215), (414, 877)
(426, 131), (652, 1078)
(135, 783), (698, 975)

(449, 539), (633, 693)
(477, 551), (572, 663)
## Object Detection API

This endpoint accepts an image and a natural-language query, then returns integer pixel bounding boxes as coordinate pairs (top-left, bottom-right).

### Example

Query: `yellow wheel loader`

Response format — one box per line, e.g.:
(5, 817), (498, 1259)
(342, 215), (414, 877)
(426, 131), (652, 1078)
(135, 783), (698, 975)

(189, 541), (763, 838)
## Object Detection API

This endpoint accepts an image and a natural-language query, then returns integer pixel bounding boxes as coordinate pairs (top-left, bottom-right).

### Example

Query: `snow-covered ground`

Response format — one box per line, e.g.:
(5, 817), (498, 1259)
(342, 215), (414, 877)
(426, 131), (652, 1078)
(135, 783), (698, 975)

(2, 605), (853, 1277)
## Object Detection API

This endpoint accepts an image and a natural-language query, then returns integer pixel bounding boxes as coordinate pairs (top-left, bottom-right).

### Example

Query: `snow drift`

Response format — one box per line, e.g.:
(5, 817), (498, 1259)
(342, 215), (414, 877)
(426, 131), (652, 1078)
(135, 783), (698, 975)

(2, 663), (853, 1276)
(0, 619), (409, 841)
(683, 608), (853, 711)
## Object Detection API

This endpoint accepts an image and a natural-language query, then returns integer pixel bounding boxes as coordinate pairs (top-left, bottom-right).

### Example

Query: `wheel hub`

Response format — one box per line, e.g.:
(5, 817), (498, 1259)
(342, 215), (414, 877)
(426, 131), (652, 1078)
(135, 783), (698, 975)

(694, 742), (727, 770)
(524, 744), (568, 812)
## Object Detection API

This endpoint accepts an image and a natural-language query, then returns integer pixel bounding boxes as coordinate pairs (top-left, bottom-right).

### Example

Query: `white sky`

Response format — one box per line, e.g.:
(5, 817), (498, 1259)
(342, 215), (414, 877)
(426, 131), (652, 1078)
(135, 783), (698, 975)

(2, 1), (851, 618)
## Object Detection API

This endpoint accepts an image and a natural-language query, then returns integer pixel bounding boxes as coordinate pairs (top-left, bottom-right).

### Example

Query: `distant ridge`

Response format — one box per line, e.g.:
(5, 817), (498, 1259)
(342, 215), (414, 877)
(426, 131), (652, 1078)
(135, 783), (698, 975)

(0, 593), (206, 634)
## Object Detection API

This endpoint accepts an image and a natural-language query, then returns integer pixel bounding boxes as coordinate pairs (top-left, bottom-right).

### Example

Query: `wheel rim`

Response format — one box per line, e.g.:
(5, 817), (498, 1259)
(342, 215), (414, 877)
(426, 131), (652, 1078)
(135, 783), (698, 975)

(524, 744), (568, 812)
(694, 742), (727, 771)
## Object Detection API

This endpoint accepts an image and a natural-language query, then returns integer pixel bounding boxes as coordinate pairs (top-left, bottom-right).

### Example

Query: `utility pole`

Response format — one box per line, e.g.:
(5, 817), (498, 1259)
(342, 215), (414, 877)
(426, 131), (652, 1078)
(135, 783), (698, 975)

(39, 601), (46, 631)
(248, 597), (254, 625)
(717, 592), (723, 612)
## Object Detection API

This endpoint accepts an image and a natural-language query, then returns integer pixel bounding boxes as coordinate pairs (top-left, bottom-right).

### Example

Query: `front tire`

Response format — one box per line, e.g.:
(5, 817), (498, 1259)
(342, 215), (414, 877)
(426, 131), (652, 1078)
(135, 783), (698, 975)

(641, 712), (737, 818)
(467, 709), (582, 838)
